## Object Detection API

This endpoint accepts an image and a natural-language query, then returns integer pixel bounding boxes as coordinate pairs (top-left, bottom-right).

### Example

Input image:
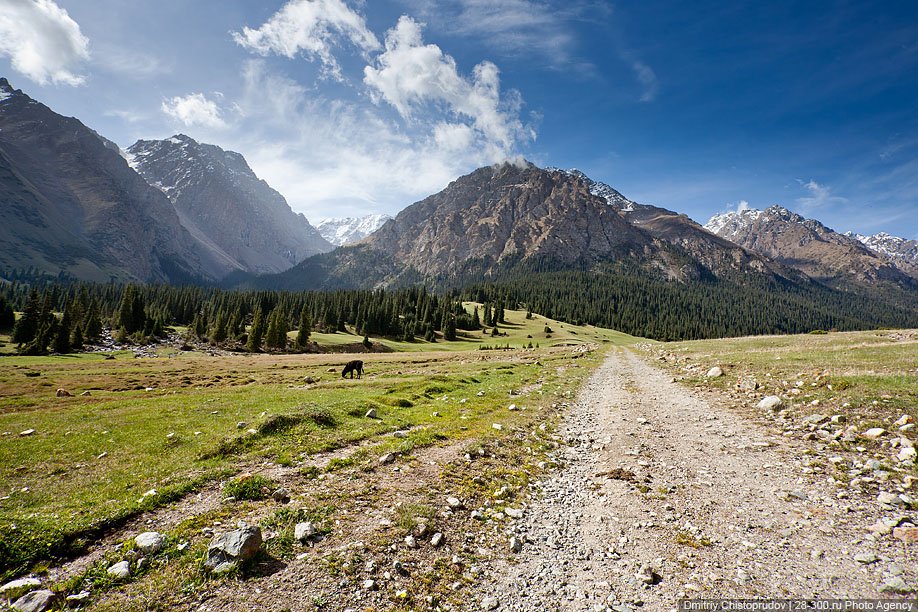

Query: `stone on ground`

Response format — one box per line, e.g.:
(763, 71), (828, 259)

(11, 590), (56, 612)
(205, 525), (263, 571)
(106, 561), (130, 580)
(135, 531), (165, 554)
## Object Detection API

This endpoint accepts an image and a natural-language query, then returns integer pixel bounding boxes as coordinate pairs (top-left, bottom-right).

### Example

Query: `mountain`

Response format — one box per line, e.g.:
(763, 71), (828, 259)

(316, 214), (393, 246)
(258, 162), (797, 290)
(846, 232), (918, 279)
(704, 205), (915, 287)
(0, 78), (230, 283)
(127, 135), (332, 274)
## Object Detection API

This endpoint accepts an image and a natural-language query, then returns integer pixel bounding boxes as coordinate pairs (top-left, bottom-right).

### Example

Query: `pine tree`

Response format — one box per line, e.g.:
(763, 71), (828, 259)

(265, 308), (288, 350)
(483, 303), (493, 327)
(83, 300), (102, 341)
(246, 309), (265, 352)
(211, 312), (227, 343)
(0, 295), (14, 331)
(444, 315), (457, 341)
(12, 289), (41, 345)
(70, 323), (84, 350)
(295, 308), (311, 350)
(52, 304), (72, 354)
(471, 306), (481, 329)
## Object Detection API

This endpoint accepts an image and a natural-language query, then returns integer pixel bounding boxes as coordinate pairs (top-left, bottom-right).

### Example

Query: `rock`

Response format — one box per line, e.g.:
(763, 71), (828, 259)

(893, 526), (918, 543)
(303, 376), (317, 384)
(236, 421), (247, 429)
(326, 367), (337, 373)
(862, 428), (886, 440)
(107, 561), (130, 580)
(830, 414), (846, 424)
(65, 591), (90, 606)
(902, 424), (917, 432)
(879, 577), (913, 594)
(504, 507), (524, 519)
(365, 408), (377, 419)
(637, 564), (660, 585)
(482, 596), (499, 610)
(19, 429), (35, 437)
(362, 579), (376, 590)
(430, 532), (444, 547)
(509, 537), (523, 553)
(294, 522), (317, 542)
(211, 561), (237, 575)
(756, 396), (783, 411)
(736, 377), (758, 392)
(11, 590), (57, 612)
(379, 452), (396, 465)
(878, 491), (904, 507)
(802, 414), (828, 425)
(898, 446), (917, 462)
(508, 403), (518, 411)
(705, 366), (723, 378)
(854, 552), (878, 564)
(272, 487), (290, 503)
(0, 577), (42, 600)
(134, 531), (165, 554)
(205, 525), (262, 570)
(894, 414), (913, 427)
(446, 496), (463, 509)
(80, 391), (91, 397)
(55, 389), (72, 397)
(491, 423), (503, 431)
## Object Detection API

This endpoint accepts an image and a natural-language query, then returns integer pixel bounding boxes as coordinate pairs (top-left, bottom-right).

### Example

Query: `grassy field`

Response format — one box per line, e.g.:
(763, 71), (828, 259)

(0, 307), (639, 596)
(647, 329), (918, 434)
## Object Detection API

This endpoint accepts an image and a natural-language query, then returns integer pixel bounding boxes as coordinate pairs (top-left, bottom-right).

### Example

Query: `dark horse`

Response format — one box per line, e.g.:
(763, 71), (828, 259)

(341, 360), (364, 379)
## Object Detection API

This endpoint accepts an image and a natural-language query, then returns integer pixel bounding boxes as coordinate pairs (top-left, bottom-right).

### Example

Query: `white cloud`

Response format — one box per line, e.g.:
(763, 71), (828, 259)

(0, 0), (89, 86)
(631, 60), (658, 102)
(161, 93), (227, 129)
(735, 199), (751, 212)
(363, 16), (531, 157)
(796, 179), (847, 211)
(232, 0), (380, 81)
(193, 59), (531, 220)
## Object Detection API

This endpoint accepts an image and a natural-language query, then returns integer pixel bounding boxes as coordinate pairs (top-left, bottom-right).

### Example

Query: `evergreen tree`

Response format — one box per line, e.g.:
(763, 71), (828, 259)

(265, 308), (288, 350)
(12, 289), (41, 345)
(471, 306), (481, 329)
(52, 304), (72, 354)
(444, 314), (457, 341)
(295, 308), (311, 350)
(362, 334), (371, 349)
(83, 300), (103, 341)
(211, 312), (227, 343)
(0, 295), (14, 331)
(246, 309), (265, 352)
(70, 323), (84, 350)
(482, 303), (493, 327)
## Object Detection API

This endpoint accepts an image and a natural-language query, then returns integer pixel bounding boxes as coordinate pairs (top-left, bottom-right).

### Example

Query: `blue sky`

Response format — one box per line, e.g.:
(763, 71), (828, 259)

(2, 0), (917, 238)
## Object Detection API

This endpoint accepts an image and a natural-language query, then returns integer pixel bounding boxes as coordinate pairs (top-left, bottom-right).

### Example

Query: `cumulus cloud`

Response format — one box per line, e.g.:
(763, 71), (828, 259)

(0, 0), (89, 86)
(796, 179), (847, 211)
(232, 0), (380, 80)
(364, 16), (531, 157)
(161, 93), (227, 129)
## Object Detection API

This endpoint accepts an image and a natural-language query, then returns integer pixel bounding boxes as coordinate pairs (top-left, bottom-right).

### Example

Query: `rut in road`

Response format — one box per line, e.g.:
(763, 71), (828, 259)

(481, 348), (901, 610)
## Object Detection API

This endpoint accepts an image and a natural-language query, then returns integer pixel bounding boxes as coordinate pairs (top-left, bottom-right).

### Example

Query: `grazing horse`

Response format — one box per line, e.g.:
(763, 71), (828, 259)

(342, 360), (364, 379)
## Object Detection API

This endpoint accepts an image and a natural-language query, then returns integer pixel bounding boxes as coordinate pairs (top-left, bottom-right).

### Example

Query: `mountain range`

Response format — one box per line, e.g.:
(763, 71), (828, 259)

(1, 76), (917, 335)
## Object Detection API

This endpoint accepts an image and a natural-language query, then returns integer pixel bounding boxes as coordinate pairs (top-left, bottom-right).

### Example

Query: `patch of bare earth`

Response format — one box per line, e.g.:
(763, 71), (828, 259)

(477, 349), (916, 610)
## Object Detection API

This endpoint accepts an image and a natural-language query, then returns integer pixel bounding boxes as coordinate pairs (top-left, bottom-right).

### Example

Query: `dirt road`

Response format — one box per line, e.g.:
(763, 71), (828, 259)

(478, 349), (916, 610)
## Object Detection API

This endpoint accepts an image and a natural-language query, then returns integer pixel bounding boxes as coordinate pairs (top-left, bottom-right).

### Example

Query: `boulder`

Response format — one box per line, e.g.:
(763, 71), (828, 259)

(756, 396), (783, 411)
(106, 561), (130, 580)
(862, 428), (886, 440)
(294, 522), (317, 542)
(0, 577), (42, 600)
(11, 590), (56, 612)
(55, 389), (72, 397)
(899, 446), (917, 463)
(204, 525), (262, 571)
(134, 531), (165, 555)
(706, 366), (723, 378)
(272, 488), (290, 504)
(365, 408), (377, 419)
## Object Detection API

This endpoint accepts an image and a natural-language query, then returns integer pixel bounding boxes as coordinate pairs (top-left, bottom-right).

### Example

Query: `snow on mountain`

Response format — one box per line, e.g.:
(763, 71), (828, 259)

(547, 168), (637, 211)
(845, 231), (918, 277)
(316, 214), (392, 246)
(704, 207), (765, 236)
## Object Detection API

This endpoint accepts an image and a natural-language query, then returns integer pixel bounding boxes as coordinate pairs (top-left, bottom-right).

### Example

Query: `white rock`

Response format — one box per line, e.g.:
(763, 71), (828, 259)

(0, 577), (41, 599)
(705, 366), (723, 378)
(19, 429), (35, 437)
(482, 596), (499, 610)
(365, 408), (377, 418)
(862, 428), (886, 439)
(430, 532), (444, 547)
(11, 589), (56, 612)
(135, 531), (165, 554)
(294, 522), (317, 542)
(756, 396), (783, 411)
(893, 414), (913, 427)
(447, 496), (463, 509)
(509, 537), (523, 553)
(491, 423), (503, 431)
(107, 561), (130, 580)
(899, 446), (917, 462)
(504, 508), (524, 519)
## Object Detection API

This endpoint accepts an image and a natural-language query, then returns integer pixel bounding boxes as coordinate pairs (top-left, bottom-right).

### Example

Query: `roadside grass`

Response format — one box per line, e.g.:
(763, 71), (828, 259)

(650, 329), (918, 435)
(0, 307), (635, 584)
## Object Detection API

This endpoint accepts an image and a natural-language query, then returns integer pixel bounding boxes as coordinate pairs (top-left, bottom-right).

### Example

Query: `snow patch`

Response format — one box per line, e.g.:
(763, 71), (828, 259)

(317, 214), (392, 246)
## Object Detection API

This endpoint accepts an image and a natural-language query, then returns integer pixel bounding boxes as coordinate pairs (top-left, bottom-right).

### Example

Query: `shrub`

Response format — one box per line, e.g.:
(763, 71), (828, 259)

(222, 474), (274, 501)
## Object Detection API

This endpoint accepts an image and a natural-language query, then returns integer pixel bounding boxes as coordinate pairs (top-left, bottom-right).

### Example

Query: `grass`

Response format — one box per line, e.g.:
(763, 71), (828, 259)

(649, 329), (918, 433)
(0, 307), (637, 584)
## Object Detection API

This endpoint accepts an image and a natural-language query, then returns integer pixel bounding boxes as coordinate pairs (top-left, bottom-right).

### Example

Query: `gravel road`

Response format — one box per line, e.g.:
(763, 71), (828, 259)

(478, 349), (916, 610)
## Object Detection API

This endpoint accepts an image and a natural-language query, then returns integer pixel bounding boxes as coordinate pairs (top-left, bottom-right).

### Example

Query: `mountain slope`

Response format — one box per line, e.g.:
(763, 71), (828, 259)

(847, 232), (918, 279)
(127, 135), (332, 274)
(316, 214), (393, 246)
(0, 78), (230, 283)
(704, 206), (914, 287)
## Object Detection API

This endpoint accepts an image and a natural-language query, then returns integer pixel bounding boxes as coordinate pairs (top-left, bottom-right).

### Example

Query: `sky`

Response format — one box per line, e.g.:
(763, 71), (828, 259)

(1, 0), (917, 239)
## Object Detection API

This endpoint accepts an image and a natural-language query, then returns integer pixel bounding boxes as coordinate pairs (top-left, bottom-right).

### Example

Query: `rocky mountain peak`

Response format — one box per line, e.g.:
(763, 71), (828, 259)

(316, 214), (393, 246)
